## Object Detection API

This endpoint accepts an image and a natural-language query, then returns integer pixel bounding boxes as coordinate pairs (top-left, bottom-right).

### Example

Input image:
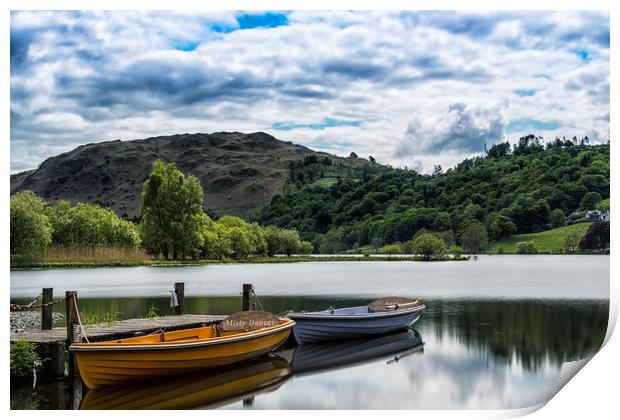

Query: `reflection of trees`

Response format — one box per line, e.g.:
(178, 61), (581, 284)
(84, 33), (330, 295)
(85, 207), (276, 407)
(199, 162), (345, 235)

(425, 299), (608, 371)
(75, 296), (608, 373)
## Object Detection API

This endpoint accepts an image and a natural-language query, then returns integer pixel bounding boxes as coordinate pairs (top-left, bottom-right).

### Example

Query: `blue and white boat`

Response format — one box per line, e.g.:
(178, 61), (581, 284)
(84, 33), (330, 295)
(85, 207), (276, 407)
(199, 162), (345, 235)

(287, 297), (425, 344)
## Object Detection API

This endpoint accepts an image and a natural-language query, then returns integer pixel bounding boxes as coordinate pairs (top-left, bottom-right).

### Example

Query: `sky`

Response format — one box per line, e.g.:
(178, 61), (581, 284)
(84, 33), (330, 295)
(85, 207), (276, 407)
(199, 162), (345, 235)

(10, 10), (610, 173)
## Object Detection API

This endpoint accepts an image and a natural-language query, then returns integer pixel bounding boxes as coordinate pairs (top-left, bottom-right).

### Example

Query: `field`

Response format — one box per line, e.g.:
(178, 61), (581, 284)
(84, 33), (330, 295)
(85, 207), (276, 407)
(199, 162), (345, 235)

(487, 222), (592, 254)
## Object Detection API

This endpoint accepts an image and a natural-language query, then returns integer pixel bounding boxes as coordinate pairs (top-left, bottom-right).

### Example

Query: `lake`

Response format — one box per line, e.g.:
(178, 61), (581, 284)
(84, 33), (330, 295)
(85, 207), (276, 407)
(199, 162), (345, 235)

(10, 255), (609, 410)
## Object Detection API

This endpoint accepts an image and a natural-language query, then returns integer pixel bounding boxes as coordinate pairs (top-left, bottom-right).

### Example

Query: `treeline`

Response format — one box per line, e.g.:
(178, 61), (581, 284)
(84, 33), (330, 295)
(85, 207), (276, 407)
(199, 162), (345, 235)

(253, 135), (610, 253)
(287, 153), (386, 189)
(10, 190), (141, 256)
(10, 162), (310, 261)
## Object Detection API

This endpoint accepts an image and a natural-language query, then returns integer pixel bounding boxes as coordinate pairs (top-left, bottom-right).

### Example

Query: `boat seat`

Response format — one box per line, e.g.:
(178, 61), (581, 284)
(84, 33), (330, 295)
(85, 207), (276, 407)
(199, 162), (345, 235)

(215, 311), (281, 336)
(368, 297), (422, 312)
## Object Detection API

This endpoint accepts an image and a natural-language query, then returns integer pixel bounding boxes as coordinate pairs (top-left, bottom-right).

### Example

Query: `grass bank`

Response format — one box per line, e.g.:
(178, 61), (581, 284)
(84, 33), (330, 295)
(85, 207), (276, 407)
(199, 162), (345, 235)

(11, 254), (469, 269)
(486, 222), (591, 254)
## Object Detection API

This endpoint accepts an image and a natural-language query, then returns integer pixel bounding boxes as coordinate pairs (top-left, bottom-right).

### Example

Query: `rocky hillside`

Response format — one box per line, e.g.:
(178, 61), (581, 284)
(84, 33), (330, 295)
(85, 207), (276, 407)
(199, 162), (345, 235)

(11, 132), (382, 219)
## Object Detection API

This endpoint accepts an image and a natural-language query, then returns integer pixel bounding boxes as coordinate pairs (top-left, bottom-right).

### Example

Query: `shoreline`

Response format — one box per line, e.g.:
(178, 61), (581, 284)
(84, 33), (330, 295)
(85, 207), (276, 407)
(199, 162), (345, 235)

(11, 255), (470, 270)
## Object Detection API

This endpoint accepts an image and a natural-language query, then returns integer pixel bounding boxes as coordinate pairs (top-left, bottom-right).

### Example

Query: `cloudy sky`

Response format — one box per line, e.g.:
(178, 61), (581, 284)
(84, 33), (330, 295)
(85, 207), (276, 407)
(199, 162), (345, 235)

(10, 10), (609, 173)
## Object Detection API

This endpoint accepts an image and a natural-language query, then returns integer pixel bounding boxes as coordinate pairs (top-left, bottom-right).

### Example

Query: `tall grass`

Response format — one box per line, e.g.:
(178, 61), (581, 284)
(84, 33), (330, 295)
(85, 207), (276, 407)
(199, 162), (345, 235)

(41, 246), (150, 263)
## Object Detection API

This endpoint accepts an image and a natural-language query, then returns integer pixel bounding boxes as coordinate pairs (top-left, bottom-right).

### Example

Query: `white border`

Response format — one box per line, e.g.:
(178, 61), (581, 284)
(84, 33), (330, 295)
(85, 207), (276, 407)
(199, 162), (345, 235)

(3, 2), (616, 420)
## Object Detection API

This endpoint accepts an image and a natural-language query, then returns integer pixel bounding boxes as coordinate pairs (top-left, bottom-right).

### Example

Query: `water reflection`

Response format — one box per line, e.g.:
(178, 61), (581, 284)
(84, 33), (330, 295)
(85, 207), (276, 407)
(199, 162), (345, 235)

(291, 329), (424, 375)
(10, 297), (608, 410)
(79, 354), (291, 410)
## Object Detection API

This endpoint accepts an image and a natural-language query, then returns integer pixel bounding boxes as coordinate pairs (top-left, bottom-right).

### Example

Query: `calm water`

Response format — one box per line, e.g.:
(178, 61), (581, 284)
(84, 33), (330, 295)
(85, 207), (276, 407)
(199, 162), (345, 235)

(10, 256), (609, 410)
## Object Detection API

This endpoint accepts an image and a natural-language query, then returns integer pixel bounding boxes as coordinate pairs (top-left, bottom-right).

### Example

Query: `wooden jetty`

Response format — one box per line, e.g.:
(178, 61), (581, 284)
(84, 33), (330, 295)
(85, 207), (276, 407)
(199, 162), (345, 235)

(10, 314), (225, 343)
(10, 283), (257, 380)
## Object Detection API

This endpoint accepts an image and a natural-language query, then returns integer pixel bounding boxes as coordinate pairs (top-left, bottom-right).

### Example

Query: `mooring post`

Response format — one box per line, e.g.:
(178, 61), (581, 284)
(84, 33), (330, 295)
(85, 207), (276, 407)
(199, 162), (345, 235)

(41, 287), (53, 330)
(174, 282), (184, 315)
(242, 284), (253, 311)
(65, 290), (78, 376)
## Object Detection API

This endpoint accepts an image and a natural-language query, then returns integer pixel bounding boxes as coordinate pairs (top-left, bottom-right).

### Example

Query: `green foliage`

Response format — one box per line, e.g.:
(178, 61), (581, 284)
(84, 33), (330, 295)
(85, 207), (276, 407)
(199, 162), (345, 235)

(412, 233), (447, 261)
(579, 192), (603, 211)
(516, 241), (538, 254)
(81, 311), (119, 326)
(564, 231), (581, 253)
(300, 241), (314, 254)
(145, 305), (159, 318)
(550, 209), (566, 228)
(381, 244), (402, 256)
(489, 214), (516, 241)
(140, 161), (204, 259)
(450, 245), (463, 259)
(10, 340), (40, 378)
(460, 222), (488, 253)
(596, 198), (610, 212)
(254, 142), (608, 253)
(45, 201), (140, 249)
(10, 191), (52, 256)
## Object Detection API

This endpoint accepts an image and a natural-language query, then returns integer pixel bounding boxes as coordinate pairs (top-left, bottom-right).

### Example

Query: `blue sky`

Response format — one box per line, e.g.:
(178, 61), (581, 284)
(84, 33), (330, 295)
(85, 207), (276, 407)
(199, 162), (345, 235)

(10, 11), (610, 173)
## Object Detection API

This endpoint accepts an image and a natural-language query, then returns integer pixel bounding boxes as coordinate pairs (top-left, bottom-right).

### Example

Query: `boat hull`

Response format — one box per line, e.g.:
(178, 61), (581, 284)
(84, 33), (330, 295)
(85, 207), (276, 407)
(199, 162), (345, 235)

(80, 354), (291, 410)
(72, 321), (293, 389)
(288, 306), (424, 344)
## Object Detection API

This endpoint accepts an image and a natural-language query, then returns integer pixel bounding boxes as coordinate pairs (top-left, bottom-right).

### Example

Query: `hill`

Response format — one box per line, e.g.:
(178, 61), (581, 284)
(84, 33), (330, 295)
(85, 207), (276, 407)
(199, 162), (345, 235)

(10, 132), (384, 219)
(486, 222), (592, 254)
(253, 138), (609, 252)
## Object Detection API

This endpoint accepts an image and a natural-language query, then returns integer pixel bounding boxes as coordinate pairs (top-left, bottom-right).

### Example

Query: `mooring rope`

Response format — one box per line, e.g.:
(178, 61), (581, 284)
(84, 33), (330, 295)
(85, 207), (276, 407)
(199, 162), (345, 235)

(10, 294), (67, 312)
(71, 293), (90, 343)
(250, 286), (265, 311)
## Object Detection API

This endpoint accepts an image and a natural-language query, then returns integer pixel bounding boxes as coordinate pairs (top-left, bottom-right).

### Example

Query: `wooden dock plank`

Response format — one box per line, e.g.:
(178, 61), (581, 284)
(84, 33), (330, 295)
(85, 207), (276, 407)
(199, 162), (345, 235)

(10, 314), (225, 343)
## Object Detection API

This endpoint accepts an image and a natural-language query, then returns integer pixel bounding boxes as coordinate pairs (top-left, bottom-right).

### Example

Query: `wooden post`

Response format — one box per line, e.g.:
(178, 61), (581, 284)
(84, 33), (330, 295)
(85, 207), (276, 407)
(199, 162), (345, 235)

(41, 287), (53, 330)
(242, 284), (253, 311)
(174, 282), (184, 315)
(65, 291), (78, 376)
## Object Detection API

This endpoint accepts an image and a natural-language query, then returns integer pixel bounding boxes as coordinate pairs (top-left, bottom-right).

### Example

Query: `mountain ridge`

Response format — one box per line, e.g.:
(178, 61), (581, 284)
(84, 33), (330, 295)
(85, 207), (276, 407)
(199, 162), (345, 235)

(10, 131), (383, 219)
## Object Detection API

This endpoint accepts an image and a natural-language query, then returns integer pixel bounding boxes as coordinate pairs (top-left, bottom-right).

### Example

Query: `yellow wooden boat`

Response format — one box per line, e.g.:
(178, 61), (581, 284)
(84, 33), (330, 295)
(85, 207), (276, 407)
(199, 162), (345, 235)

(70, 311), (294, 389)
(79, 354), (291, 409)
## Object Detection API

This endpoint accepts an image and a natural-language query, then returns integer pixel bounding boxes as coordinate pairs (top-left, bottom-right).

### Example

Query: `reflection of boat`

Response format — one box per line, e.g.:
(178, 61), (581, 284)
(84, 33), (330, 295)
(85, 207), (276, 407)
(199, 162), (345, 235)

(287, 297), (425, 344)
(80, 354), (291, 409)
(70, 311), (294, 389)
(291, 329), (424, 375)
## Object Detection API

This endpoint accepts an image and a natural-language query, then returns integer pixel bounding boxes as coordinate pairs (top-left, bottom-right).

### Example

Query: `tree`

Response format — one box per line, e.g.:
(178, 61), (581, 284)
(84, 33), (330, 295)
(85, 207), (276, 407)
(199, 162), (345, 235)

(139, 161), (204, 259)
(487, 141), (511, 158)
(411, 233), (447, 261)
(579, 192), (603, 211)
(550, 209), (566, 228)
(228, 226), (252, 259)
(368, 155), (376, 163)
(489, 214), (516, 240)
(300, 241), (314, 254)
(460, 223), (488, 253)
(564, 231), (581, 253)
(10, 191), (52, 256)
(280, 229), (302, 256)
(263, 226), (283, 257)
(382, 244), (402, 257)
(450, 245), (463, 259)
(45, 201), (140, 248)
(516, 241), (538, 254)
(578, 222), (609, 252)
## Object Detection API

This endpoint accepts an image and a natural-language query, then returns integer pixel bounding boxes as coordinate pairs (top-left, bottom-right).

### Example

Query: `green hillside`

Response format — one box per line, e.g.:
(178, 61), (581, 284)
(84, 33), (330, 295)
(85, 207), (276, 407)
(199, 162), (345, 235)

(253, 136), (609, 253)
(487, 222), (592, 254)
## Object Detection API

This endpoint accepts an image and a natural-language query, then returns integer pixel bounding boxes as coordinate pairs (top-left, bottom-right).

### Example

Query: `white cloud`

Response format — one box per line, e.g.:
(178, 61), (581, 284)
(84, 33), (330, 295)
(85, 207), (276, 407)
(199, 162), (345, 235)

(10, 11), (610, 173)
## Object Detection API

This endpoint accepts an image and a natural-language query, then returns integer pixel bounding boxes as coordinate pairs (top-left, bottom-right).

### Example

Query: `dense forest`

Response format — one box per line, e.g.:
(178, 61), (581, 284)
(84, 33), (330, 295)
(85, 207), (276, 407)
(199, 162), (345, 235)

(253, 135), (610, 253)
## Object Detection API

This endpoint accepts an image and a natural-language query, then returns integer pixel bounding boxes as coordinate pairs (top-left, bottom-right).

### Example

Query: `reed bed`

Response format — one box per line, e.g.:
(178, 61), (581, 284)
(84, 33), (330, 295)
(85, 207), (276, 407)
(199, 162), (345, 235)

(40, 247), (150, 263)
